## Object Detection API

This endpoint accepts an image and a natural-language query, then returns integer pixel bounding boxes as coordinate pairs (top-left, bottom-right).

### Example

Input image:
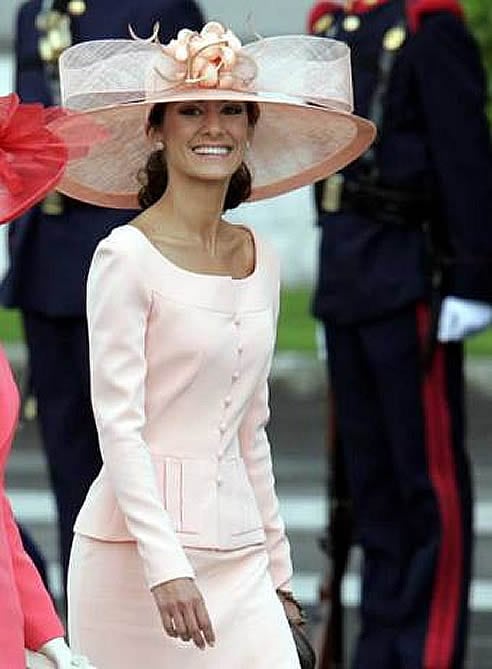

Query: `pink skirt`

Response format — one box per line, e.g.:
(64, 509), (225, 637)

(68, 534), (300, 669)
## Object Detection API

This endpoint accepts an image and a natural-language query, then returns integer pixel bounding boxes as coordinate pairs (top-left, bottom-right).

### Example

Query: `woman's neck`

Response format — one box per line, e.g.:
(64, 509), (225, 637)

(152, 173), (228, 251)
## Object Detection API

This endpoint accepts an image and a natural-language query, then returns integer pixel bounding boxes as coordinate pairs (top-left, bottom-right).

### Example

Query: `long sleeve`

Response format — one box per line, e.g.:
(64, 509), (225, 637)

(15, 1), (51, 105)
(412, 12), (492, 303)
(238, 264), (293, 590)
(2, 491), (64, 650)
(87, 238), (194, 588)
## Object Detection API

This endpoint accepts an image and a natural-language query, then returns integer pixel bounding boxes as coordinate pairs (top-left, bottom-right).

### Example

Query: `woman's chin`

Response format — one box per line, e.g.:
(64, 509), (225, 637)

(188, 166), (238, 184)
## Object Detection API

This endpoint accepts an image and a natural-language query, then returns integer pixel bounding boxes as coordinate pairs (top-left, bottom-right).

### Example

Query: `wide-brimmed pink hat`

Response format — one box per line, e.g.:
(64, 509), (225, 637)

(48, 21), (376, 208)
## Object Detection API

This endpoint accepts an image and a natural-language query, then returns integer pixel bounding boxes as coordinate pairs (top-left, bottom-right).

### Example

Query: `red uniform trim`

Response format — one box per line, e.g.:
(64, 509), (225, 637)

(416, 304), (463, 668)
(307, 0), (464, 34)
(406, 0), (464, 32)
(348, 0), (390, 13)
(307, 0), (393, 31)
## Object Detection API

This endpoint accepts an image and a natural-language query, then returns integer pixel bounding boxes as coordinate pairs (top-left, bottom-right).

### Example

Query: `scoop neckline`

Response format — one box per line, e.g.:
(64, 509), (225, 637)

(125, 224), (259, 282)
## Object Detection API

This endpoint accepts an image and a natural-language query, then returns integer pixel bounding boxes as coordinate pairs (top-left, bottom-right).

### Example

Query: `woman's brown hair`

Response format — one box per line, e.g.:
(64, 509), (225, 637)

(137, 102), (260, 211)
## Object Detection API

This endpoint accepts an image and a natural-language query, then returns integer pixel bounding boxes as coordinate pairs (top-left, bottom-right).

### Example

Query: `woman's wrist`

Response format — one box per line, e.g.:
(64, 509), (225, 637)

(33, 637), (95, 668)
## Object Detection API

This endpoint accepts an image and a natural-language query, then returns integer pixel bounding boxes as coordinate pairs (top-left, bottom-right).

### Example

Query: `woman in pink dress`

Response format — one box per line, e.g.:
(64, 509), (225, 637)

(0, 93), (95, 669)
(49, 21), (375, 669)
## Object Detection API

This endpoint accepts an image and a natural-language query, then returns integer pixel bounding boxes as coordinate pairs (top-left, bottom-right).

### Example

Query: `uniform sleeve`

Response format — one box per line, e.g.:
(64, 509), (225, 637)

(412, 12), (492, 303)
(157, 0), (204, 39)
(238, 251), (293, 590)
(87, 238), (194, 588)
(128, 0), (204, 42)
(2, 492), (64, 650)
(15, 1), (51, 105)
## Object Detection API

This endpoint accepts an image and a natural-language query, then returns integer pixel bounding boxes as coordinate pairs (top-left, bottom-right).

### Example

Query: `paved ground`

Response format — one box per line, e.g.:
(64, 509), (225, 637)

(5, 346), (492, 667)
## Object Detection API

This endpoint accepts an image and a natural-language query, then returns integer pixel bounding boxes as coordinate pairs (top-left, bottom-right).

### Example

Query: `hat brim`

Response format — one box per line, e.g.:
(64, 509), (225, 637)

(49, 92), (375, 209)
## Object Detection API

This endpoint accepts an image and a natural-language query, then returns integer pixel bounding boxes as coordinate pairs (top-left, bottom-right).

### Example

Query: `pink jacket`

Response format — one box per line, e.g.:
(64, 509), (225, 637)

(0, 347), (63, 669)
(75, 225), (293, 591)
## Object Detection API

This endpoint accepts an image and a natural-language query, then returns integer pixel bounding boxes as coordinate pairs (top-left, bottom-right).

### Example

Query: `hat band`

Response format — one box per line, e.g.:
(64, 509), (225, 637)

(59, 32), (355, 114)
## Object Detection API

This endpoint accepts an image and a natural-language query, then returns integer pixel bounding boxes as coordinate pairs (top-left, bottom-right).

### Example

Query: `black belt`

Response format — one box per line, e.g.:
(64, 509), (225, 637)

(320, 175), (437, 227)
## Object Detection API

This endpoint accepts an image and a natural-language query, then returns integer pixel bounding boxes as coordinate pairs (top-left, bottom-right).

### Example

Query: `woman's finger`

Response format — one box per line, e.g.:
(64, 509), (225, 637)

(182, 604), (206, 650)
(195, 598), (216, 647)
(160, 610), (177, 638)
(170, 607), (188, 641)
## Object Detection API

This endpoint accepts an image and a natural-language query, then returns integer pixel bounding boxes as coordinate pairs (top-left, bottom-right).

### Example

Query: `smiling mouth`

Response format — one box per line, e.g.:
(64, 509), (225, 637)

(192, 145), (233, 156)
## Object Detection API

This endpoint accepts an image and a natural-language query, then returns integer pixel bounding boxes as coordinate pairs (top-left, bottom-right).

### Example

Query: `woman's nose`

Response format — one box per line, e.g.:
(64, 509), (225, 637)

(203, 107), (223, 134)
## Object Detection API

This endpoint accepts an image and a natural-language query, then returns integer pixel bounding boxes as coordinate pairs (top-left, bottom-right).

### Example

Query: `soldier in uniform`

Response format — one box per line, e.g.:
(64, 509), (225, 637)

(1, 0), (204, 599)
(307, 1), (492, 667)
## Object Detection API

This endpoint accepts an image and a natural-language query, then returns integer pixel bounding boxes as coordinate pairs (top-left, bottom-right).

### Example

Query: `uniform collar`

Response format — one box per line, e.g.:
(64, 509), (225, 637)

(345, 0), (392, 13)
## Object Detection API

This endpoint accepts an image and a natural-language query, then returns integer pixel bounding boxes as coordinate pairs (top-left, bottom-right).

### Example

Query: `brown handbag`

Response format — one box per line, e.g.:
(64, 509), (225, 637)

(289, 620), (317, 669)
(277, 588), (317, 669)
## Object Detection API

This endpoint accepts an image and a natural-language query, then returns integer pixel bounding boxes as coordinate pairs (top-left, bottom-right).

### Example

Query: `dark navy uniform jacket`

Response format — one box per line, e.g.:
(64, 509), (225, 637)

(1, 0), (204, 317)
(310, 0), (492, 324)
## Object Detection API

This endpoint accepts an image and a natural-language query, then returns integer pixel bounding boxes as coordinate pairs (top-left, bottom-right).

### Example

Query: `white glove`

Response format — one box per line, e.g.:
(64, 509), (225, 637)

(26, 637), (96, 669)
(438, 296), (492, 342)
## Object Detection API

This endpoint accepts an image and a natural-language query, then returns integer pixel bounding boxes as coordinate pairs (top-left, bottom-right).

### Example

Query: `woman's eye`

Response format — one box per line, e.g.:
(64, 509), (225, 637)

(179, 106), (202, 116)
(222, 104), (245, 115)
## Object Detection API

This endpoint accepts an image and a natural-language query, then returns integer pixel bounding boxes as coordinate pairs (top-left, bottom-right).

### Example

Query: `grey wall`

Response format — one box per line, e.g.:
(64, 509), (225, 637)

(0, 0), (21, 49)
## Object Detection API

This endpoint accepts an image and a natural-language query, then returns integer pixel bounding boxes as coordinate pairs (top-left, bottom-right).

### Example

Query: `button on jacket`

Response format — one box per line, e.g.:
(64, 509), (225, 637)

(74, 225), (293, 591)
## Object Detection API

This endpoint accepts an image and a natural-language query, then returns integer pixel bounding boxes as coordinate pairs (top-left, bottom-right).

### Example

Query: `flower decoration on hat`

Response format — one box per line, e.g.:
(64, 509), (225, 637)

(130, 21), (257, 93)
(0, 93), (109, 223)
(0, 94), (64, 194)
(0, 93), (68, 222)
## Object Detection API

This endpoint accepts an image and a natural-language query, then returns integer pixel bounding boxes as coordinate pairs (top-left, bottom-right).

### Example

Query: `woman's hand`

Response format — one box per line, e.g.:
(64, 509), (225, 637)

(151, 577), (215, 650)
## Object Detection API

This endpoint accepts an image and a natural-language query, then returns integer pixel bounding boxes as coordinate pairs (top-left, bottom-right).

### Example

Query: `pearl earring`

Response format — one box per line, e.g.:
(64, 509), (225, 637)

(155, 140), (164, 151)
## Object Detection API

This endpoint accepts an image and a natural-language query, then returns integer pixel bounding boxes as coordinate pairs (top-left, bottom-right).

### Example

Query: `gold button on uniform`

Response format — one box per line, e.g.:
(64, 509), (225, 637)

(68, 0), (86, 15)
(343, 15), (361, 32)
(312, 14), (333, 34)
(383, 26), (406, 51)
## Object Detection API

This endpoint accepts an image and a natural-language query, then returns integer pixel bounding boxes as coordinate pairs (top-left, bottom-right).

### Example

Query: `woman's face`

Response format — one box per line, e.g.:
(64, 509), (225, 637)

(159, 100), (251, 183)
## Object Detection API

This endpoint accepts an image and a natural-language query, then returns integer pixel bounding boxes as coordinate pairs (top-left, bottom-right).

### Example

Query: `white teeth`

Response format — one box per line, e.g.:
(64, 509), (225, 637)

(193, 146), (231, 155)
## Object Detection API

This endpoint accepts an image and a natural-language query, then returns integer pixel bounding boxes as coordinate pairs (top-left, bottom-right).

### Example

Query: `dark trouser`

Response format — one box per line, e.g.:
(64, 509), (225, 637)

(322, 303), (472, 669)
(18, 523), (50, 593)
(22, 311), (102, 598)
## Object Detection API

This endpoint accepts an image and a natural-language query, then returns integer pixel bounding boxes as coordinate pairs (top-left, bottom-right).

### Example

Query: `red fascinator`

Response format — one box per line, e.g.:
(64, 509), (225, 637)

(0, 93), (106, 224)
(0, 93), (68, 224)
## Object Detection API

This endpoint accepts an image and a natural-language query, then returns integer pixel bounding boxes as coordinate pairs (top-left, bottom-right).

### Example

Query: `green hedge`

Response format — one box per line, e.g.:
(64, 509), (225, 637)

(275, 289), (492, 357)
(0, 308), (23, 343)
(1, 296), (491, 356)
(464, 0), (492, 120)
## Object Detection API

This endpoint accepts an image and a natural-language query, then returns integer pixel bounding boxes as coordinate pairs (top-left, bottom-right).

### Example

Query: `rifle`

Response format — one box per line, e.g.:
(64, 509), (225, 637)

(316, 388), (353, 669)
